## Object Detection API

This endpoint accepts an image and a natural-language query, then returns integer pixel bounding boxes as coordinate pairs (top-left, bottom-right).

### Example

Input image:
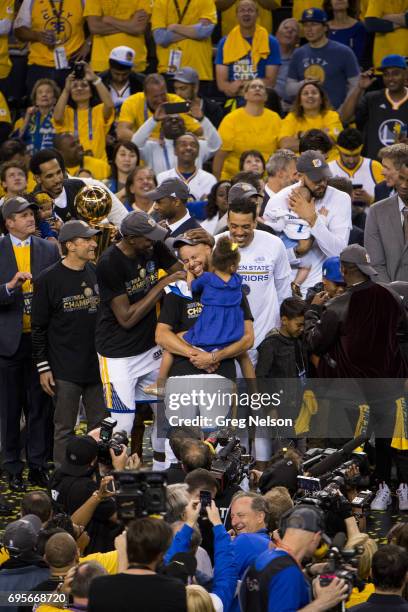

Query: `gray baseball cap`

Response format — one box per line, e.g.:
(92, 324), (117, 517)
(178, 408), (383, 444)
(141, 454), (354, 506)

(228, 182), (262, 204)
(145, 178), (190, 202)
(340, 244), (378, 277)
(296, 151), (332, 182)
(1, 196), (38, 220)
(120, 210), (168, 241)
(172, 67), (199, 85)
(59, 220), (100, 242)
(3, 514), (42, 553)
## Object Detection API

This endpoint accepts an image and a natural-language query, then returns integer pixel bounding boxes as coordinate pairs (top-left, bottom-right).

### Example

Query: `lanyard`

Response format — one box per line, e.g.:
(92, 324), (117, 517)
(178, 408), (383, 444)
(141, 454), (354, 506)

(173, 0), (191, 24)
(74, 107), (93, 141)
(49, 0), (64, 31)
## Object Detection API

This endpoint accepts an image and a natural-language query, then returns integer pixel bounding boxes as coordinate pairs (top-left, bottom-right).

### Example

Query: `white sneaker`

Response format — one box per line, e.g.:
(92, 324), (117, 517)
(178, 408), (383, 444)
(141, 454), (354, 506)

(397, 483), (408, 511)
(370, 483), (392, 510)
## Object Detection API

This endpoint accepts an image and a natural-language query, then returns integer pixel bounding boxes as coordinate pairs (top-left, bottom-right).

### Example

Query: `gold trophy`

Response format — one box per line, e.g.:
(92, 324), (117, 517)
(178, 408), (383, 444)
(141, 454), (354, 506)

(74, 185), (116, 259)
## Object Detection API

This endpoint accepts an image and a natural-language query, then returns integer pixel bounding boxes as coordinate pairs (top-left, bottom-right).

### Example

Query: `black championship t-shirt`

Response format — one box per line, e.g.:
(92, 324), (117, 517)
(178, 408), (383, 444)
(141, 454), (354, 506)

(158, 291), (253, 379)
(96, 242), (177, 358)
(32, 261), (100, 383)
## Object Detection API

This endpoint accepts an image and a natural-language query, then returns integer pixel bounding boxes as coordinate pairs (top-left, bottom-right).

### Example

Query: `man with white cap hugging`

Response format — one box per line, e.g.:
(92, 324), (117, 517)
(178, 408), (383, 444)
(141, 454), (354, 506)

(100, 46), (144, 115)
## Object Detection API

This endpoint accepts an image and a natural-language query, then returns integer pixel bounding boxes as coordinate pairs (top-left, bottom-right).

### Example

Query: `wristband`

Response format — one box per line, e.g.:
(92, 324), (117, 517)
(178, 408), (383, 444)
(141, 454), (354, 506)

(92, 77), (102, 86)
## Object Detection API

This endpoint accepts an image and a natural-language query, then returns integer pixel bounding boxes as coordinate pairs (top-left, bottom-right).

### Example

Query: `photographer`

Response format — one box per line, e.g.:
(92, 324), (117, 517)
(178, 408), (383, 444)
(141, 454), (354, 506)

(240, 505), (348, 612)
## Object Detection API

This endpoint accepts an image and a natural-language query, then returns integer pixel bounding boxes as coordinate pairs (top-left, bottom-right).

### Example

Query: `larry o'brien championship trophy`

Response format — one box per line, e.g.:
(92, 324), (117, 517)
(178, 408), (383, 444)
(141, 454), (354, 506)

(74, 185), (116, 259)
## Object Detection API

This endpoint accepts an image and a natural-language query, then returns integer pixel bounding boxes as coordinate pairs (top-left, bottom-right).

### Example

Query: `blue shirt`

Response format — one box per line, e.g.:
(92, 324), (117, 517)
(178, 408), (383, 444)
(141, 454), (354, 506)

(215, 34), (281, 81)
(287, 39), (360, 109)
(328, 21), (368, 64)
(19, 110), (56, 155)
(254, 549), (311, 612)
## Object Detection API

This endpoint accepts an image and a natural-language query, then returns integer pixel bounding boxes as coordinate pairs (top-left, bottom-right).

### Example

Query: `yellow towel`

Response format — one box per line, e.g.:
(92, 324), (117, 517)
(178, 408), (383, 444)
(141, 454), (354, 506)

(294, 390), (318, 435)
(354, 404), (370, 439)
(392, 397), (408, 450)
(222, 24), (270, 68)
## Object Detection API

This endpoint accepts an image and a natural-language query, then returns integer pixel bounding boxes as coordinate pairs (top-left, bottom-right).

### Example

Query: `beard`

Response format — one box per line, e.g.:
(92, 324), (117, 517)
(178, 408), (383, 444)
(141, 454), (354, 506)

(310, 184), (327, 199)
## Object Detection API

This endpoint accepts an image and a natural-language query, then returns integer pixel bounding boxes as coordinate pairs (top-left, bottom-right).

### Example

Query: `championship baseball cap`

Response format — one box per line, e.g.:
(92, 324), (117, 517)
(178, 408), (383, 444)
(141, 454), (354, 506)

(340, 244), (378, 277)
(279, 505), (330, 543)
(59, 220), (100, 242)
(109, 46), (135, 68)
(172, 67), (199, 85)
(61, 435), (99, 477)
(3, 514), (42, 553)
(296, 151), (332, 182)
(145, 178), (190, 202)
(379, 54), (407, 71)
(1, 196), (38, 220)
(300, 7), (328, 22)
(120, 210), (168, 241)
(228, 182), (263, 204)
(322, 256), (345, 283)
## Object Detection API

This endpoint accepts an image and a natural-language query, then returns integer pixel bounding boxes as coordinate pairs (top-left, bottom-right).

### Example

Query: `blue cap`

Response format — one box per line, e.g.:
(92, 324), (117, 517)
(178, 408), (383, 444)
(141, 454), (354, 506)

(379, 54), (407, 71)
(300, 8), (328, 23)
(322, 257), (344, 283)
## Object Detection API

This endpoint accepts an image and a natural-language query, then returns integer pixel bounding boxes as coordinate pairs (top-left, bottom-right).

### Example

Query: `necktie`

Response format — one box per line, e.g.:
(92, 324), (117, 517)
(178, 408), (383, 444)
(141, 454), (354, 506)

(403, 207), (408, 243)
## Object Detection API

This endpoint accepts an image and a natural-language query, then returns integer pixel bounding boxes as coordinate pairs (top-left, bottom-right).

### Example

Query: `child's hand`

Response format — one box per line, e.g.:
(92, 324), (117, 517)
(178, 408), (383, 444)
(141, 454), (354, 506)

(319, 206), (329, 217)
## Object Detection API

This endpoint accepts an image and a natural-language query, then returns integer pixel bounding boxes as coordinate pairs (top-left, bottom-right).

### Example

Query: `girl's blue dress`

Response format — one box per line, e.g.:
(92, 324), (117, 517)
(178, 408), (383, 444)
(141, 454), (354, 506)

(184, 271), (244, 351)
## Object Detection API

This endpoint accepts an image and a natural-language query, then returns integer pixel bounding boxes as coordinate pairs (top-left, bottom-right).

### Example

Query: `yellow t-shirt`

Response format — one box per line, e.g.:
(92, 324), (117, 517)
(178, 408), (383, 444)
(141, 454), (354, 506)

(293, 0), (324, 21)
(17, 0), (85, 68)
(0, 91), (11, 124)
(118, 92), (201, 138)
(279, 110), (343, 161)
(13, 244), (32, 334)
(346, 582), (375, 608)
(67, 156), (111, 180)
(364, 0), (408, 68)
(151, 0), (217, 81)
(54, 104), (114, 163)
(0, 1), (13, 78)
(218, 106), (282, 179)
(84, 0), (151, 73)
(81, 549), (118, 574)
(220, 0), (281, 36)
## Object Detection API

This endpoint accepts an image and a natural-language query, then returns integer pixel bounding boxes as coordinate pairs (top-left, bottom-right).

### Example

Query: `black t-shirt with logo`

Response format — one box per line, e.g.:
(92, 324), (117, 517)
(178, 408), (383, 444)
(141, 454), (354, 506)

(96, 242), (177, 358)
(32, 261), (100, 383)
(158, 290), (253, 379)
(356, 89), (408, 159)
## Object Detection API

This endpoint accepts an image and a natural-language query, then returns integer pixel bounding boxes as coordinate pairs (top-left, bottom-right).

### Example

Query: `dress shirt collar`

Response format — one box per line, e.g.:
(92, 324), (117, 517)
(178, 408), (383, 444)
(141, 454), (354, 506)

(9, 233), (31, 247)
(168, 211), (191, 233)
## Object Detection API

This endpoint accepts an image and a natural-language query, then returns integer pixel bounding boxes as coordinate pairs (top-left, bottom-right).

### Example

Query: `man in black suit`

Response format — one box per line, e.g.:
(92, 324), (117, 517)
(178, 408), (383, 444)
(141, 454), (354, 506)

(0, 197), (60, 491)
(145, 178), (201, 238)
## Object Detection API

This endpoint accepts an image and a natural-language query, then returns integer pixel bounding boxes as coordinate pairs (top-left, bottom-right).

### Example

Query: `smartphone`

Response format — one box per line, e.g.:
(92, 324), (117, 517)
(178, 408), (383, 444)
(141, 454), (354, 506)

(199, 490), (212, 517)
(352, 184), (363, 190)
(163, 101), (190, 115)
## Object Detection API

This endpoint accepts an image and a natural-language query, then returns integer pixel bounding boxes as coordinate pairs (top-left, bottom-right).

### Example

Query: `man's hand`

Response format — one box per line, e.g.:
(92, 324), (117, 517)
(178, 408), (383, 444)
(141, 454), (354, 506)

(357, 69), (376, 91)
(352, 188), (372, 205)
(206, 500), (222, 526)
(312, 577), (348, 610)
(110, 444), (128, 471)
(184, 228), (215, 247)
(189, 350), (219, 370)
(289, 191), (317, 226)
(184, 498), (201, 527)
(189, 98), (204, 121)
(154, 103), (168, 122)
(38, 30), (57, 47)
(131, 9), (149, 28)
(6, 271), (32, 292)
(87, 427), (101, 442)
(160, 270), (187, 288)
(311, 291), (329, 306)
(40, 371), (56, 397)
(96, 475), (116, 500)
(126, 452), (141, 471)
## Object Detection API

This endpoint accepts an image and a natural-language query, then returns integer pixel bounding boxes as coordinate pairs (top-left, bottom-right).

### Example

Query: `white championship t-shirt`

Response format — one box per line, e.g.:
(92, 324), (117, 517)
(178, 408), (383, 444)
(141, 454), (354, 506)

(263, 183), (352, 289)
(215, 230), (292, 348)
(157, 167), (217, 201)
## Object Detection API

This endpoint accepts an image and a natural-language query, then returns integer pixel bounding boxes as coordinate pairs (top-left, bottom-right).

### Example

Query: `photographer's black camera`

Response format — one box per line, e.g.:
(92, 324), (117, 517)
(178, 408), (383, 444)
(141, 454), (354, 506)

(113, 471), (167, 523)
(209, 432), (252, 491)
(97, 417), (129, 466)
(72, 61), (85, 80)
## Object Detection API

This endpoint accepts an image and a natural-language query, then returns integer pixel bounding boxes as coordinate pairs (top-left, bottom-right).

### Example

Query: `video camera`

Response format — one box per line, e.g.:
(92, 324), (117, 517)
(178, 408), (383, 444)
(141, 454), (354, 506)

(207, 430), (253, 492)
(97, 417), (129, 466)
(113, 471), (167, 523)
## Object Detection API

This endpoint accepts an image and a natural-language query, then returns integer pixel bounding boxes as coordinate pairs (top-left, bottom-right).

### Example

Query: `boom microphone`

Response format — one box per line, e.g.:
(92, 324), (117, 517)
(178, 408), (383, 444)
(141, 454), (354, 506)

(308, 435), (367, 477)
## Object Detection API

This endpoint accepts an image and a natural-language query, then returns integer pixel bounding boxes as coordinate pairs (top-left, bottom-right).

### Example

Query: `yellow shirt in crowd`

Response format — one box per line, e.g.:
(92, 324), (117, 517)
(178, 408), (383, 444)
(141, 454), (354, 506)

(13, 244), (32, 334)
(218, 106), (282, 180)
(14, 0), (85, 68)
(292, 0), (324, 22)
(279, 110), (343, 161)
(346, 582), (375, 608)
(220, 0), (281, 36)
(84, 0), (152, 73)
(67, 156), (111, 181)
(0, 91), (11, 124)
(0, 1), (13, 79)
(118, 92), (201, 139)
(151, 0), (217, 81)
(365, 0), (408, 69)
(54, 104), (114, 164)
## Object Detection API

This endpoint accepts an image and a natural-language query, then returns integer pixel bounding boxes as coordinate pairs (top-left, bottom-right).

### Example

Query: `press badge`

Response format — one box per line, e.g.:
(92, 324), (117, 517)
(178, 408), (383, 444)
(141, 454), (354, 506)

(54, 45), (69, 70)
(168, 49), (182, 73)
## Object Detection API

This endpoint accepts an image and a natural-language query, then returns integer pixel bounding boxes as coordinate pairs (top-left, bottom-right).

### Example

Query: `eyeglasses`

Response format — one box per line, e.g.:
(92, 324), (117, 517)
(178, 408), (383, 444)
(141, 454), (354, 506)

(248, 83), (266, 90)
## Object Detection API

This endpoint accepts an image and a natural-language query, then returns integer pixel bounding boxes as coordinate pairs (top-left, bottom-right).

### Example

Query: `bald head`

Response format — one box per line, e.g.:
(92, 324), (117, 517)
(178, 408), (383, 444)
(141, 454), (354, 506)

(45, 533), (79, 570)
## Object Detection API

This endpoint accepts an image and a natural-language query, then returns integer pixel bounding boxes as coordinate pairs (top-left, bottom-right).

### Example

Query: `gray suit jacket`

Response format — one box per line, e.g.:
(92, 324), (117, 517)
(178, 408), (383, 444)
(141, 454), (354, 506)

(0, 235), (60, 357)
(364, 194), (408, 282)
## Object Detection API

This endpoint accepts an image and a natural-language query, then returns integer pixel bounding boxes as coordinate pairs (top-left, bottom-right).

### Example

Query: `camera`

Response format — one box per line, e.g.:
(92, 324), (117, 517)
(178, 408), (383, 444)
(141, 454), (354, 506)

(113, 471), (167, 523)
(72, 61), (85, 80)
(208, 430), (253, 492)
(97, 417), (129, 466)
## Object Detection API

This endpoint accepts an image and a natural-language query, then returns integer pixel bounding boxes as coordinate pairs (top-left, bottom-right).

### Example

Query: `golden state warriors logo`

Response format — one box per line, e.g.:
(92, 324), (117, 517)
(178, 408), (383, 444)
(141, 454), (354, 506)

(304, 64), (325, 83)
(41, 3), (72, 46)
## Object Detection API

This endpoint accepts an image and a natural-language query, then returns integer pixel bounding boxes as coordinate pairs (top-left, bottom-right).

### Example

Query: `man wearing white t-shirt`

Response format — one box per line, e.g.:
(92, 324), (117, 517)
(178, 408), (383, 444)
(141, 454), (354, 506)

(264, 151), (352, 292)
(157, 133), (217, 201)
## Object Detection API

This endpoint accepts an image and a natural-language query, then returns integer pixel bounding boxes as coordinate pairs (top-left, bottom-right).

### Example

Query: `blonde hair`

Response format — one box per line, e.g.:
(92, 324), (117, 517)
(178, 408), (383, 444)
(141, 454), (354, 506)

(346, 533), (377, 580)
(186, 585), (215, 612)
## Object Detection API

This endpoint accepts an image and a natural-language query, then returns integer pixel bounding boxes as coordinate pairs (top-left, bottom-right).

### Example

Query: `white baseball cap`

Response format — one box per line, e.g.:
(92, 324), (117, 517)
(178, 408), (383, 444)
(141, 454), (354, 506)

(109, 46), (135, 68)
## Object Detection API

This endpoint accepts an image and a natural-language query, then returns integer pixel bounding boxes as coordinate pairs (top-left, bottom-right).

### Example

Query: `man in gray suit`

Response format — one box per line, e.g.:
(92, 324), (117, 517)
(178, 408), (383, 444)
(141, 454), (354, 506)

(365, 161), (408, 282)
(0, 197), (60, 491)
